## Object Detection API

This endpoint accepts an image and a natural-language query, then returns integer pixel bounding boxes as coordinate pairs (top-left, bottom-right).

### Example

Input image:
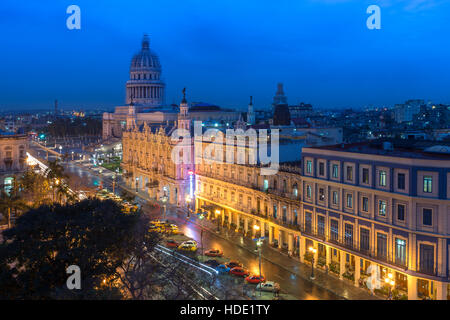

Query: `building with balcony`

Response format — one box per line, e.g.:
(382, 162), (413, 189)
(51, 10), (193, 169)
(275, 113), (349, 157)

(194, 139), (450, 300)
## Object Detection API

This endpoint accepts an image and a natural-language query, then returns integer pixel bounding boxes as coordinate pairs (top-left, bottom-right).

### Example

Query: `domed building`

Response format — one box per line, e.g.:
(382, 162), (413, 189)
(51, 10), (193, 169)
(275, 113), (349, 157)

(102, 35), (241, 141)
(126, 35), (165, 109)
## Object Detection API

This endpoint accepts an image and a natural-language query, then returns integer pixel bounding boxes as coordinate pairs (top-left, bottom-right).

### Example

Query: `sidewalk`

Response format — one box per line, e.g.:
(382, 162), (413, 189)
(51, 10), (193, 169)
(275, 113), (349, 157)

(177, 209), (379, 300)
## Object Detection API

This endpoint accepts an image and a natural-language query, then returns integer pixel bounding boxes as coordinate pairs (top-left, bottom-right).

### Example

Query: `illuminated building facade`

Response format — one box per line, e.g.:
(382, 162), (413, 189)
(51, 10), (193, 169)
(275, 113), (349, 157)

(195, 140), (450, 300)
(0, 131), (28, 193)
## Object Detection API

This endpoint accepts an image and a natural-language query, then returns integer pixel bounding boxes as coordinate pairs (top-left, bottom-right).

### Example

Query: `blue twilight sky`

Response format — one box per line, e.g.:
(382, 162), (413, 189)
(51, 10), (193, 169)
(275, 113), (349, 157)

(1, 0), (450, 111)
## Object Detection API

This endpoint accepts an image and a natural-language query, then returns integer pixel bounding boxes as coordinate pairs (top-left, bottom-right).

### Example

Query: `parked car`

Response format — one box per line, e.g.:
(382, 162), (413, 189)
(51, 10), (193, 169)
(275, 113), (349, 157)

(245, 275), (265, 284)
(181, 240), (197, 246)
(151, 220), (167, 226)
(204, 249), (223, 257)
(166, 239), (178, 248)
(149, 225), (163, 233)
(216, 264), (231, 274)
(230, 267), (250, 277)
(164, 225), (180, 235)
(256, 281), (280, 292)
(204, 259), (221, 268)
(178, 243), (197, 252)
(226, 261), (242, 269)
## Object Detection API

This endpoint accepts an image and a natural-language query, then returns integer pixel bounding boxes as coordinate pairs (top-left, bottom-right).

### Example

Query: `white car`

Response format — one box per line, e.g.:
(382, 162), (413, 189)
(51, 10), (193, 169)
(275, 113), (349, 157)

(256, 281), (280, 292)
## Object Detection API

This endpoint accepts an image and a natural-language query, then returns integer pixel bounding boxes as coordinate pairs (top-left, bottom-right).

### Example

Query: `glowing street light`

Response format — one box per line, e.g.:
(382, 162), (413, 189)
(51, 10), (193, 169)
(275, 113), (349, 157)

(309, 246), (317, 280)
(384, 272), (395, 300)
(215, 209), (221, 232)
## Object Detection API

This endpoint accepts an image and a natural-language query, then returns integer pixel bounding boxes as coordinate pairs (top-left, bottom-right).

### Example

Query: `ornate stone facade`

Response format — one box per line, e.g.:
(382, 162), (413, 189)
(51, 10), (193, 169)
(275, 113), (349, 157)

(121, 99), (194, 206)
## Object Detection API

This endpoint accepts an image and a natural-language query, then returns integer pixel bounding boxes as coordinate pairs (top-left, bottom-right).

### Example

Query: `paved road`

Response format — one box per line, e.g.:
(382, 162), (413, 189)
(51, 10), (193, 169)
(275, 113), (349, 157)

(29, 143), (342, 300)
(148, 207), (341, 300)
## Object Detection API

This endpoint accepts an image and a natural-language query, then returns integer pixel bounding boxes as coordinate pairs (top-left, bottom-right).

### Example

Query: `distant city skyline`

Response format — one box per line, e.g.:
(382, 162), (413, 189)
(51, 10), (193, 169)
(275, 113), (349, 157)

(1, 0), (450, 111)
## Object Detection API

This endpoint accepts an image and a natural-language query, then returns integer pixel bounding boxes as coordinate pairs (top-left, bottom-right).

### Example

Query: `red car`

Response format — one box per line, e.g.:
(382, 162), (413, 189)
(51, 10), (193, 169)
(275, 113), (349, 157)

(245, 275), (265, 284)
(166, 239), (178, 248)
(230, 267), (250, 277)
(204, 249), (223, 257)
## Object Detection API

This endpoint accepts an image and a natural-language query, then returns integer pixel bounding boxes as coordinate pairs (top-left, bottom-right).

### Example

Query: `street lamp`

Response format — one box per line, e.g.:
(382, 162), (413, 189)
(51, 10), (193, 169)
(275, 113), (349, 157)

(253, 224), (260, 251)
(71, 151), (74, 161)
(308, 246), (317, 280)
(256, 238), (264, 296)
(59, 145), (62, 154)
(384, 272), (395, 300)
(215, 209), (221, 232)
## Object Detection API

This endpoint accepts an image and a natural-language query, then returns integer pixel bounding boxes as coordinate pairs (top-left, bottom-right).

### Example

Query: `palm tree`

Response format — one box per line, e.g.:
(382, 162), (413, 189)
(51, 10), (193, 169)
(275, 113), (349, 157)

(0, 190), (28, 228)
(45, 159), (67, 181)
(44, 160), (68, 202)
(56, 183), (73, 204)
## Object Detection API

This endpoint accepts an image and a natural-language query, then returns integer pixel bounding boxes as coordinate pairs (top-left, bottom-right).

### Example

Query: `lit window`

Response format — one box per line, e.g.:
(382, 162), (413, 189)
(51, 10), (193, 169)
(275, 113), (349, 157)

(332, 164), (339, 178)
(319, 188), (325, 201)
(423, 176), (432, 193)
(306, 185), (312, 198)
(306, 160), (312, 174)
(362, 197), (369, 212)
(379, 170), (387, 187)
(346, 166), (353, 181)
(362, 168), (369, 184)
(379, 200), (386, 216)
(332, 191), (339, 205)
(346, 193), (353, 208)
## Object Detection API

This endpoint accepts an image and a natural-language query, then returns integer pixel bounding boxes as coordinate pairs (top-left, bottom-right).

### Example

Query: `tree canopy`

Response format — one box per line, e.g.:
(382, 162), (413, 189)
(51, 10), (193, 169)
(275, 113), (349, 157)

(0, 198), (151, 299)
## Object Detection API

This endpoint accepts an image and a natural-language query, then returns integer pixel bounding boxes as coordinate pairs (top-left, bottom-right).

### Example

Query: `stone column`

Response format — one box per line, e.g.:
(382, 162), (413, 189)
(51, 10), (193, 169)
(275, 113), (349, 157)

(300, 236), (306, 263)
(326, 245), (331, 266)
(221, 210), (225, 225)
(354, 257), (361, 287)
(252, 221), (257, 238)
(195, 197), (199, 211)
(288, 233), (294, 253)
(269, 225), (273, 244)
(339, 250), (346, 280)
(244, 218), (249, 235)
(260, 221), (265, 238)
(278, 229), (282, 249)
(228, 211), (233, 227)
(436, 281), (447, 300)
(408, 276), (418, 300)
(235, 213), (240, 232)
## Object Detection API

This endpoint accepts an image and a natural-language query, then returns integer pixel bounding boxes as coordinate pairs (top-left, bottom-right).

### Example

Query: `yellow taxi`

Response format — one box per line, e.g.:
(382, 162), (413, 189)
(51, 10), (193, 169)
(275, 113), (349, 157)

(177, 243), (197, 252)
